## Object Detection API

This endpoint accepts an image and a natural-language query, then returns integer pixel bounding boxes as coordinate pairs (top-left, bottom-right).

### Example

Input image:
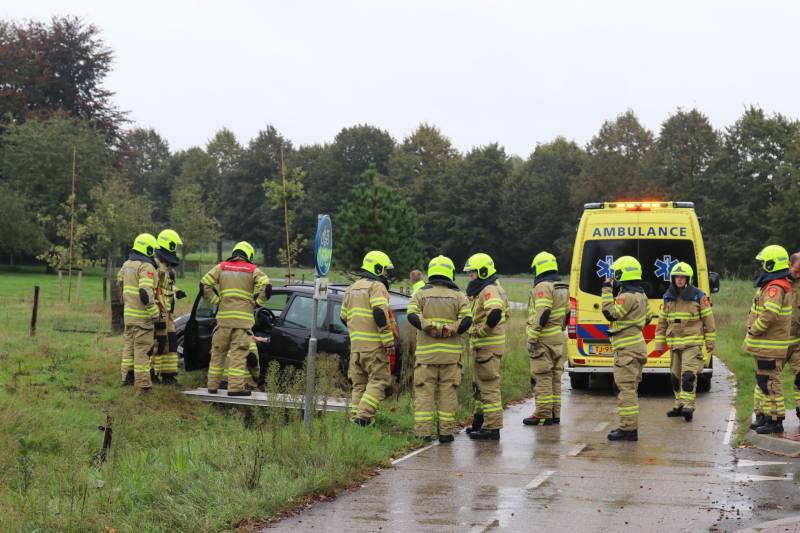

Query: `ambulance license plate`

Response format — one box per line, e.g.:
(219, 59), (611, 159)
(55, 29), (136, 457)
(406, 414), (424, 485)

(587, 344), (613, 355)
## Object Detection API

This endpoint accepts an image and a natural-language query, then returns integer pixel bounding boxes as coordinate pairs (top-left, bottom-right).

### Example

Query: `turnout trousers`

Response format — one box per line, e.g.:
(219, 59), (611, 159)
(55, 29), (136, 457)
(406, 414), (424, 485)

(472, 348), (503, 430)
(413, 362), (461, 437)
(529, 341), (564, 419)
(121, 324), (154, 390)
(349, 347), (391, 422)
(670, 346), (704, 411)
(208, 326), (251, 393)
(613, 348), (645, 431)
(753, 357), (786, 422)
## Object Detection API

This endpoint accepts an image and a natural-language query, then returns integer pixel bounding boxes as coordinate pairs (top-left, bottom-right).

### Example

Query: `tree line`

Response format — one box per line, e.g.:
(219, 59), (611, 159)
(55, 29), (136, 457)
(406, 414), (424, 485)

(1, 16), (798, 277)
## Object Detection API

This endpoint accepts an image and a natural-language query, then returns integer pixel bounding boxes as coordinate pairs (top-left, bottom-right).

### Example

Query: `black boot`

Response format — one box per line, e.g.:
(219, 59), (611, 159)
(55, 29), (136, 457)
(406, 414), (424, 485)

(607, 428), (638, 441)
(466, 413), (484, 434)
(352, 417), (372, 427)
(159, 374), (179, 386)
(749, 413), (767, 430)
(121, 371), (134, 386)
(755, 418), (784, 434)
(666, 407), (683, 417)
(439, 434), (454, 444)
(682, 408), (694, 422)
(551, 417), (560, 425)
(523, 414), (553, 426)
(150, 369), (161, 384)
(227, 390), (252, 397)
(207, 388), (218, 394)
(468, 428), (500, 440)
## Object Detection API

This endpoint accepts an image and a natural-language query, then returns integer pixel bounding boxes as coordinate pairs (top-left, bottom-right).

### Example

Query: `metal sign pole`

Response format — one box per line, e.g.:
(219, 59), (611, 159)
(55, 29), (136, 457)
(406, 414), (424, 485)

(303, 291), (319, 430)
(304, 214), (332, 431)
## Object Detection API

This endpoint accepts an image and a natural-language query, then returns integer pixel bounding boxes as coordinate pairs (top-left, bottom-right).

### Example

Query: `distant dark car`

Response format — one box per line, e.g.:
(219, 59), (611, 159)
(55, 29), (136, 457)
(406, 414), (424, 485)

(175, 284), (408, 379)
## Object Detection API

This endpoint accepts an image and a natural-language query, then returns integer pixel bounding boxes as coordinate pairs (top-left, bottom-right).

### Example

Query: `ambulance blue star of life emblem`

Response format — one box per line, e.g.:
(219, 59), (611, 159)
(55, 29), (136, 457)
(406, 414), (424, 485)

(654, 255), (679, 281)
(596, 255), (614, 278)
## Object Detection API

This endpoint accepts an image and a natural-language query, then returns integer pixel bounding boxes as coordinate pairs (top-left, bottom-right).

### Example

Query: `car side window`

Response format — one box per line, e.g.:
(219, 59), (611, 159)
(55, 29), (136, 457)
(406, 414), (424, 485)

(331, 303), (347, 334)
(264, 292), (289, 313)
(282, 296), (327, 328)
(196, 295), (217, 319)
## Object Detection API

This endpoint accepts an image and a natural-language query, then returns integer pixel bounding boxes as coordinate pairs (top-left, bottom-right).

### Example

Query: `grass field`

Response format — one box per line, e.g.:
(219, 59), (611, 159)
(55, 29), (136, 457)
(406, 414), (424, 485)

(0, 266), (532, 532)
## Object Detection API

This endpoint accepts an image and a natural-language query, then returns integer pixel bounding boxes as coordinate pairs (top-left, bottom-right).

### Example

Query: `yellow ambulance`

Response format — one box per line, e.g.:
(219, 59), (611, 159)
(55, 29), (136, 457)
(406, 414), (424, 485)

(566, 201), (720, 391)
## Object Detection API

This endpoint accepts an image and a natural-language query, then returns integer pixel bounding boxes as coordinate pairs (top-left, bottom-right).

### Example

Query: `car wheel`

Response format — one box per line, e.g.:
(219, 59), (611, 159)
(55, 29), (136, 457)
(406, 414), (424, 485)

(569, 372), (589, 390)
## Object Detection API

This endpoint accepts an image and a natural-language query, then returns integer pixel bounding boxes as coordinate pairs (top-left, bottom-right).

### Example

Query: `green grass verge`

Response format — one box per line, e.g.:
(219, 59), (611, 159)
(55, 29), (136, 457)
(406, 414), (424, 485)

(0, 268), (532, 532)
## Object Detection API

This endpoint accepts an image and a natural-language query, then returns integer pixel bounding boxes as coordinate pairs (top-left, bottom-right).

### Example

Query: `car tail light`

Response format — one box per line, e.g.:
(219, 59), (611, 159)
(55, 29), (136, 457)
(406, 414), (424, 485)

(573, 358), (586, 365)
(568, 297), (577, 339)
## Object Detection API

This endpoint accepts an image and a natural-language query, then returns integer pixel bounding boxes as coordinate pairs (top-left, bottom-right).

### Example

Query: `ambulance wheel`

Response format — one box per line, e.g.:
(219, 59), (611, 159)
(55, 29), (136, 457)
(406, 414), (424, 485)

(697, 374), (712, 393)
(570, 373), (589, 390)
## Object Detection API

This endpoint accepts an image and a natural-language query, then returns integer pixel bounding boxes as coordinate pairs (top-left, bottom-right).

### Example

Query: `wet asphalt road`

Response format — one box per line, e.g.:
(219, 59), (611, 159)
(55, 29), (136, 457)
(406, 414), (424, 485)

(271, 360), (800, 532)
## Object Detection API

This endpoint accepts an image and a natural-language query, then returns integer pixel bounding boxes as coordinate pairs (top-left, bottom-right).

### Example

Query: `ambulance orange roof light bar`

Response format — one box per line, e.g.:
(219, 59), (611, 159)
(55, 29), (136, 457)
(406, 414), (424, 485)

(582, 201), (695, 210)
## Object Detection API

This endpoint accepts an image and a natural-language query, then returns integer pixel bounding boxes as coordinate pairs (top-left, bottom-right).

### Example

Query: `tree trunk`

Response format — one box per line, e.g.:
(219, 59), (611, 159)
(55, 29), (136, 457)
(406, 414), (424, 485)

(216, 240), (223, 263)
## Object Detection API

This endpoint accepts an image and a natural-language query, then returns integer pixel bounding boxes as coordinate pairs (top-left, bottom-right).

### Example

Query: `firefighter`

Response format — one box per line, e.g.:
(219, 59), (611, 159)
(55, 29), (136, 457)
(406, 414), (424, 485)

(410, 270), (425, 296)
(463, 253), (510, 441)
(340, 251), (396, 425)
(788, 252), (800, 423)
(118, 233), (161, 391)
(654, 262), (716, 422)
(603, 256), (651, 441)
(745, 245), (793, 434)
(201, 241), (271, 397)
(152, 229), (186, 385)
(523, 251), (569, 426)
(407, 255), (472, 443)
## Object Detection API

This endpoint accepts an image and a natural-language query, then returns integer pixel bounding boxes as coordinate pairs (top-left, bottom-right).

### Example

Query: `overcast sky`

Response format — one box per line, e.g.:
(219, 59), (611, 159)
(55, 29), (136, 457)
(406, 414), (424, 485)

(5, 1), (800, 156)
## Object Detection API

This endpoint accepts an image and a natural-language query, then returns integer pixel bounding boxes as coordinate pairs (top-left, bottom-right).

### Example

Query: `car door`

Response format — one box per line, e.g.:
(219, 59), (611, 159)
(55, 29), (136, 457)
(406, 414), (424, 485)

(269, 294), (328, 366)
(183, 291), (217, 371)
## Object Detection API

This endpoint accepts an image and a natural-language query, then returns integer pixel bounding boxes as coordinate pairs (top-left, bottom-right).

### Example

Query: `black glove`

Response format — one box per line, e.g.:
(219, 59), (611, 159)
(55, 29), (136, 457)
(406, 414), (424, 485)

(246, 353), (258, 369)
(155, 319), (166, 330)
(175, 290), (186, 299)
(602, 279), (613, 288)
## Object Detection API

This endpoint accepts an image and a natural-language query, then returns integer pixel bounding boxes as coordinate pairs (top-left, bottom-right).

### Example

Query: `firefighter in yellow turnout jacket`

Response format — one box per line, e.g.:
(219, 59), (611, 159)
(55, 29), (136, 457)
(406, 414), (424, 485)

(118, 233), (161, 391)
(788, 253), (800, 423)
(201, 242), (270, 396)
(603, 256), (652, 441)
(341, 251), (397, 425)
(152, 229), (187, 385)
(407, 256), (472, 443)
(655, 262), (716, 421)
(464, 253), (510, 441)
(523, 252), (569, 427)
(745, 245), (793, 434)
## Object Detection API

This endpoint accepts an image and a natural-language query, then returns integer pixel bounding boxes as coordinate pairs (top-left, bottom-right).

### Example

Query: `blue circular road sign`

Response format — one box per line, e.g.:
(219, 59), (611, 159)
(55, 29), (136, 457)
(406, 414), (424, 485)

(314, 215), (333, 277)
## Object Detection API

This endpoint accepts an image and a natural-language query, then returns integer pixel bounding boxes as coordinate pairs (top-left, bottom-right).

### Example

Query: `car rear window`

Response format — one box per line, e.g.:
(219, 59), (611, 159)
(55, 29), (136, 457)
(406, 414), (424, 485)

(282, 296), (327, 328)
(580, 239), (697, 298)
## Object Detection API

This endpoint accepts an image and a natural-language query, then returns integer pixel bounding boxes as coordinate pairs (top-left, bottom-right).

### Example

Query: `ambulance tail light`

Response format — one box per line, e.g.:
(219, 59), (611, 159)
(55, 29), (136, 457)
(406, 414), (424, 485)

(568, 297), (577, 339)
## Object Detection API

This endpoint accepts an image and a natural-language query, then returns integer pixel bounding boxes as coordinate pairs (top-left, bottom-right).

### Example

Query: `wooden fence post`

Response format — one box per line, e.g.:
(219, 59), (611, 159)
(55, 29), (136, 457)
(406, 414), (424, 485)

(30, 286), (39, 337)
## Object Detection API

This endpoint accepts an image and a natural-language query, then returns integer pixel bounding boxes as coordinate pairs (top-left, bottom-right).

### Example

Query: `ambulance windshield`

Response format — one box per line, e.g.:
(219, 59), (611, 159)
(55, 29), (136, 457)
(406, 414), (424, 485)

(580, 239), (697, 299)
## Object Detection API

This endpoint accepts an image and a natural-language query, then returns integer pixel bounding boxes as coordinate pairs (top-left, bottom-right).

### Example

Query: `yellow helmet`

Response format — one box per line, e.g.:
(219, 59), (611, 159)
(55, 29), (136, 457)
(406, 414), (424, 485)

(232, 241), (255, 262)
(611, 256), (642, 282)
(157, 229), (183, 253)
(531, 251), (558, 276)
(463, 253), (496, 279)
(362, 250), (394, 276)
(132, 233), (158, 257)
(670, 261), (694, 283)
(756, 244), (789, 273)
(427, 255), (455, 281)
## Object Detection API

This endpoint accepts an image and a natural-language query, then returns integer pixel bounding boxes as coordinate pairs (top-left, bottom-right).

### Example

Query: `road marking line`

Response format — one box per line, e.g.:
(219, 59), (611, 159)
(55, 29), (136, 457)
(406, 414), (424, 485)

(592, 422), (609, 432)
(567, 443), (587, 457)
(391, 443), (436, 465)
(723, 406), (736, 445)
(525, 470), (556, 490)
(737, 460), (789, 467)
(729, 473), (794, 482)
